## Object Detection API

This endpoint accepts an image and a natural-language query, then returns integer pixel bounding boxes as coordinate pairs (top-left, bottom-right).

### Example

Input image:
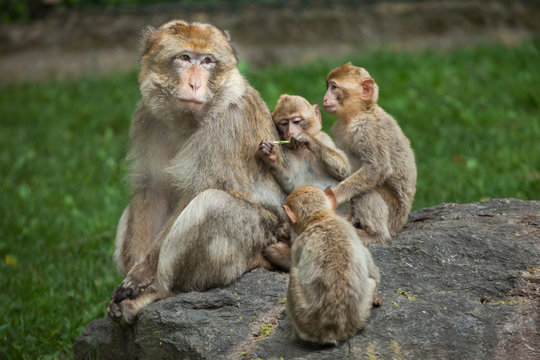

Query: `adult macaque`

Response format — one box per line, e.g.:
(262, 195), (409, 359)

(323, 63), (417, 243)
(258, 94), (350, 270)
(284, 186), (381, 345)
(258, 94), (350, 194)
(108, 20), (286, 324)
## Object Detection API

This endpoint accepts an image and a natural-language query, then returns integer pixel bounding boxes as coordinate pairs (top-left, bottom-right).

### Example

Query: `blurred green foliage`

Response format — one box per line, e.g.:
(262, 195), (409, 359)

(0, 40), (539, 358)
(0, 0), (293, 23)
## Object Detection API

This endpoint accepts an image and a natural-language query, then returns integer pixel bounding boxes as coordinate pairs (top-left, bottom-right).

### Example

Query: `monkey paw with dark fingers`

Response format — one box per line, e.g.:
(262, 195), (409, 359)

(289, 134), (309, 151)
(107, 278), (151, 321)
(276, 221), (292, 246)
(107, 299), (122, 321)
(258, 140), (277, 163)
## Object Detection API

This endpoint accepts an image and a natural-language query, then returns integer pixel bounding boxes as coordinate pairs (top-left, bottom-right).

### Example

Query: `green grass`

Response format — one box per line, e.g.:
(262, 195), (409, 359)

(1, 40), (539, 358)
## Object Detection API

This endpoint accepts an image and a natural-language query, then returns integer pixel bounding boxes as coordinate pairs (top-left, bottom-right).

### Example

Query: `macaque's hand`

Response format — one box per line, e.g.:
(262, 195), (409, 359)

(289, 132), (310, 151)
(258, 140), (277, 163)
(276, 221), (292, 246)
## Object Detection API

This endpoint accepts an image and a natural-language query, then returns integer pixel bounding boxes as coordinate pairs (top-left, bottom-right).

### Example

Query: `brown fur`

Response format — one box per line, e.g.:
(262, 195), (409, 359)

(261, 94), (350, 193)
(258, 94), (350, 270)
(324, 63), (417, 243)
(284, 186), (380, 345)
(108, 20), (285, 324)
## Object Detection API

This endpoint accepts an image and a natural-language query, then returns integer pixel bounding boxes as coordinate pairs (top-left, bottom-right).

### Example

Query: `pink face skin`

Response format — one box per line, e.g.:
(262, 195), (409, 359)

(322, 79), (340, 115)
(276, 115), (306, 141)
(173, 52), (217, 112)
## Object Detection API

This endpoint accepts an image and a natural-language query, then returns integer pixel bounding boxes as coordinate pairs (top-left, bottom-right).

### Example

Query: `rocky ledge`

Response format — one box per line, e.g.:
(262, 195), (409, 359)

(74, 198), (539, 359)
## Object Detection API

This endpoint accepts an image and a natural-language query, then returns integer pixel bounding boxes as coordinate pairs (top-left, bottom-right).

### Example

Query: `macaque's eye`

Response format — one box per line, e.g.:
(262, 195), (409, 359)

(279, 120), (288, 127)
(201, 57), (215, 65)
(330, 83), (338, 90)
(292, 117), (302, 124)
(178, 54), (191, 62)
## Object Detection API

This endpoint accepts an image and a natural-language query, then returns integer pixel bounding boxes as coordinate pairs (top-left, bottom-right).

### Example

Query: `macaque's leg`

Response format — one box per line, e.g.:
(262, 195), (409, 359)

(113, 206), (130, 276)
(113, 191), (170, 276)
(111, 189), (279, 324)
(351, 190), (391, 243)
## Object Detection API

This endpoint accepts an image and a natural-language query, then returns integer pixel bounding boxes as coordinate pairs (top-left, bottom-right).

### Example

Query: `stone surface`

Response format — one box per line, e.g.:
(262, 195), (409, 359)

(73, 199), (540, 359)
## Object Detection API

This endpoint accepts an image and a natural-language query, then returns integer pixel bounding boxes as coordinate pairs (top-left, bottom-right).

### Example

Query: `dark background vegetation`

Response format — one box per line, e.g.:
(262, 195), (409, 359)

(0, 1), (539, 358)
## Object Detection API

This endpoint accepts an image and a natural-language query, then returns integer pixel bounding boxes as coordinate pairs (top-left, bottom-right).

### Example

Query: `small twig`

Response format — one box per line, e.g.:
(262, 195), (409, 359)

(272, 140), (290, 144)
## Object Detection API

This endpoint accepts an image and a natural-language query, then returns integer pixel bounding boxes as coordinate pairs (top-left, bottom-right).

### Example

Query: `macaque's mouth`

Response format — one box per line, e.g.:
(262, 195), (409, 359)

(323, 104), (337, 112)
(177, 98), (205, 105)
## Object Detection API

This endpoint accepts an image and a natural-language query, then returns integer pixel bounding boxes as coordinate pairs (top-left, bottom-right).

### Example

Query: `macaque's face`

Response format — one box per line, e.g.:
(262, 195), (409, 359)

(323, 63), (375, 116)
(170, 52), (216, 112)
(139, 21), (237, 117)
(272, 95), (322, 141)
(322, 78), (343, 115)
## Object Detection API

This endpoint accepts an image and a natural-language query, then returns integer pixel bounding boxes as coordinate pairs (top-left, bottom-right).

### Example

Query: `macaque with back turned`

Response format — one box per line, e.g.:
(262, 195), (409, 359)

(283, 185), (381, 345)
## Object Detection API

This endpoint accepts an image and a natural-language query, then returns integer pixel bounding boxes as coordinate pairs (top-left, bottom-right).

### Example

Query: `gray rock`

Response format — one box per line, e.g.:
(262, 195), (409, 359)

(74, 199), (540, 359)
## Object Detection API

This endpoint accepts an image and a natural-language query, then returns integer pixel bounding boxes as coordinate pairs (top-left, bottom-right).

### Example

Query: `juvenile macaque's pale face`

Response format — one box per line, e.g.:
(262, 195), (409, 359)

(323, 63), (375, 116)
(272, 95), (322, 141)
(323, 80), (342, 115)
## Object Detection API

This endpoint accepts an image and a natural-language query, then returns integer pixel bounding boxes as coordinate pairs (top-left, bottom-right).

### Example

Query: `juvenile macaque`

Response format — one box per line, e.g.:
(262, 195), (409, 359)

(258, 94), (350, 194)
(284, 186), (381, 345)
(107, 20), (286, 324)
(258, 94), (350, 270)
(324, 63), (417, 243)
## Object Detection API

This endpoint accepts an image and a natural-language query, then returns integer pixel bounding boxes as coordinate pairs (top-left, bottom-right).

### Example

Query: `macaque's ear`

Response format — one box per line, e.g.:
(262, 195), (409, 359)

(139, 25), (157, 54)
(360, 78), (375, 101)
(223, 29), (232, 42)
(313, 104), (322, 122)
(324, 187), (337, 210)
(283, 205), (297, 224)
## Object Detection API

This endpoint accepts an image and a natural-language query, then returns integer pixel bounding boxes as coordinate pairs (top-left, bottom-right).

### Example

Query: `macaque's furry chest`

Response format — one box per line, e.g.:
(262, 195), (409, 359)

(332, 118), (375, 171)
(283, 147), (339, 191)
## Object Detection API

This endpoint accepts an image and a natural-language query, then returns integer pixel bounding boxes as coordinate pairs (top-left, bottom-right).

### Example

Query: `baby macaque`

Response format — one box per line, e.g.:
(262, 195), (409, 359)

(284, 186), (381, 345)
(324, 63), (417, 243)
(258, 94), (350, 194)
(258, 95), (350, 270)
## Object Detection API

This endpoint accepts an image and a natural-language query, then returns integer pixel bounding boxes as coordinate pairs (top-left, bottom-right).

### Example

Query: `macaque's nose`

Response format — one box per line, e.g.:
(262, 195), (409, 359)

(189, 66), (203, 92)
(189, 77), (201, 91)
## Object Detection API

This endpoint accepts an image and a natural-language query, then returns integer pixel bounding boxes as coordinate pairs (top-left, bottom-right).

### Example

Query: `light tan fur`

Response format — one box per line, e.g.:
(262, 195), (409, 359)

(284, 186), (380, 345)
(324, 63), (417, 243)
(258, 94), (350, 270)
(259, 94), (350, 194)
(108, 20), (286, 325)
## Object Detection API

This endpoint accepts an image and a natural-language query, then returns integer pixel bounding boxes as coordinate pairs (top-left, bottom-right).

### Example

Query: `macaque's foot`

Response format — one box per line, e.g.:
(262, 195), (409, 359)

(106, 298), (144, 325)
(262, 242), (291, 271)
(354, 228), (380, 244)
(354, 227), (391, 245)
(107, 299), (122, 321)
(373, 297), (382, 307)
(107, 276), (153, 322)
(108, 285), (167, 325)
